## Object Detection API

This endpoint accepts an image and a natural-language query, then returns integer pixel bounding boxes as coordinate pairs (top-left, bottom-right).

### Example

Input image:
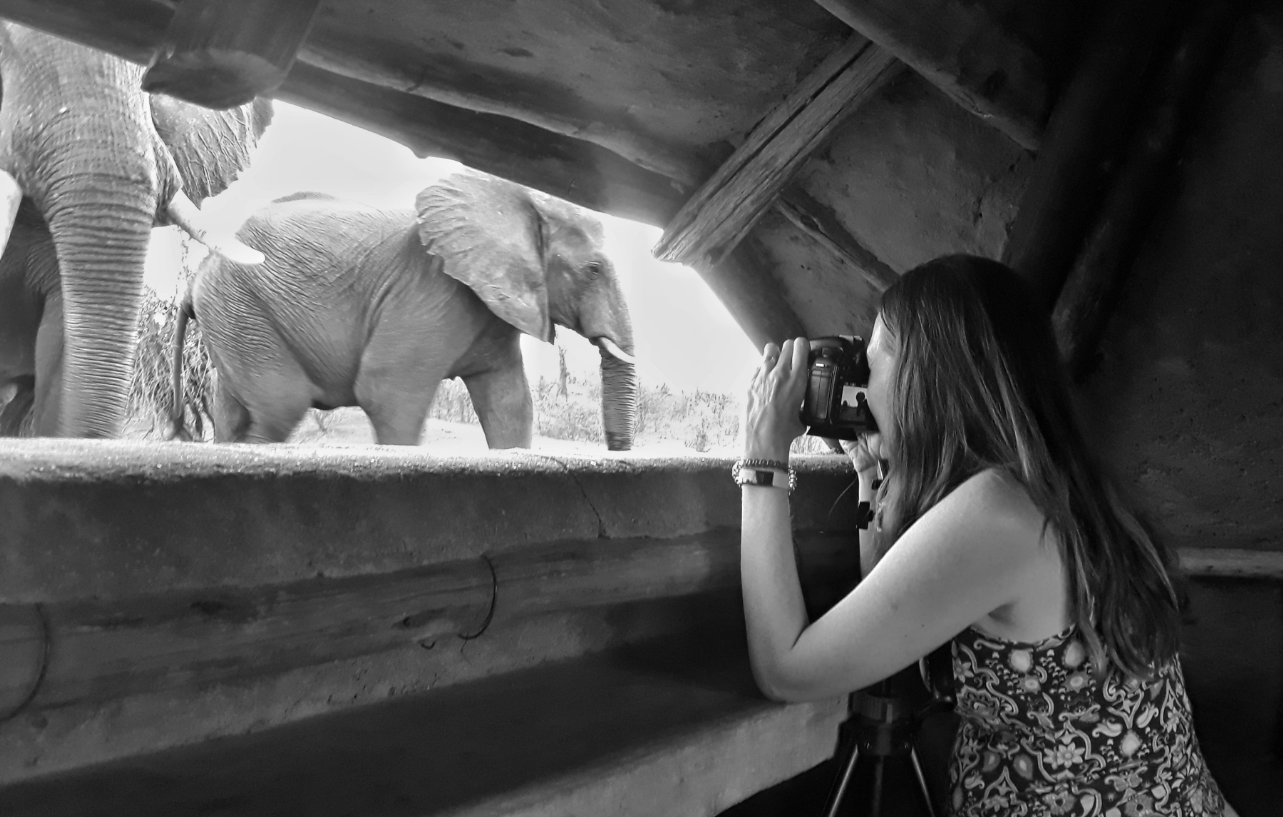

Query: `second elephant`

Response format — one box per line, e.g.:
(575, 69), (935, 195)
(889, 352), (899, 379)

(172, 171), (638, 449)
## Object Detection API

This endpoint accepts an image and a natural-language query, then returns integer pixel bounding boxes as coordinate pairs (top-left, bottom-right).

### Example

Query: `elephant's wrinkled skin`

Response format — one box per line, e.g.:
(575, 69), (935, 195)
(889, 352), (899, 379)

(172, 173), (639, 449)
(0, 23), (271, 438)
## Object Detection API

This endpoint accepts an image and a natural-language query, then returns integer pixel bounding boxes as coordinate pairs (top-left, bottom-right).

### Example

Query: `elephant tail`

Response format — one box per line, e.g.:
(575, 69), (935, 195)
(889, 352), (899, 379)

(167, 289), (197, 442)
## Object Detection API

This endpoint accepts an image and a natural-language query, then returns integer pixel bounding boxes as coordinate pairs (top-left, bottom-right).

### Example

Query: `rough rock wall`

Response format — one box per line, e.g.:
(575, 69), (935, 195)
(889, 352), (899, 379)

(1081, 7), (1283, 554)
(1076, 9), (1283, 808)
(762, 69), (1034, 339)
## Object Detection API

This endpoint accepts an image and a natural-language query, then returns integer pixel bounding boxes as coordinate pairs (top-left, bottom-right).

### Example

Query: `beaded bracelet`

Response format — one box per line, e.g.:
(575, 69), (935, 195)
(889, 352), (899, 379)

(740, 457), (789, 472)
(731, 459), (797, 494)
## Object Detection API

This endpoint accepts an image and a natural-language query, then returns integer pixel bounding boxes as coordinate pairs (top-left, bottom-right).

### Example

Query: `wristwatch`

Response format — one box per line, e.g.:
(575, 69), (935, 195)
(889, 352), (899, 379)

(731, 459), (797, 494)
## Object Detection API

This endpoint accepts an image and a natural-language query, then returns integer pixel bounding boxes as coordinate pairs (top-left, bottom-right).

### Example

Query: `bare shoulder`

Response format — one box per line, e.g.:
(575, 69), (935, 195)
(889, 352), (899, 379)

(940, 468), (1049, 546)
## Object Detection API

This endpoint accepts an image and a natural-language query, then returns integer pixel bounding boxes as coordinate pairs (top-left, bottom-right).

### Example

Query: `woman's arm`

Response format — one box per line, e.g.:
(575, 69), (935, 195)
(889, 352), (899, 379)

(744, 467), (1050, 702)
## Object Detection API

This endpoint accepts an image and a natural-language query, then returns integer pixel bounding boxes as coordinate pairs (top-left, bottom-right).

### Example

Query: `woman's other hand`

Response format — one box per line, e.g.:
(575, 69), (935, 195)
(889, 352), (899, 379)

(743, 337), (809, 461)
(840, 434), (884, 480)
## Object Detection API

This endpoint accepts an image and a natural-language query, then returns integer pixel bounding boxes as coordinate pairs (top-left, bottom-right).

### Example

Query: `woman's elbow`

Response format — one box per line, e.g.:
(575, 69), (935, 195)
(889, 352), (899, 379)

(750, 661), (818, 703)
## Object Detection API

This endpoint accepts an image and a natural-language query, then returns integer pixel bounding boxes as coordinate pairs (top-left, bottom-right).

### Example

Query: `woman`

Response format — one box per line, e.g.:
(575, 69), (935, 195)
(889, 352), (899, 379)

(739, 255), (1234, 816)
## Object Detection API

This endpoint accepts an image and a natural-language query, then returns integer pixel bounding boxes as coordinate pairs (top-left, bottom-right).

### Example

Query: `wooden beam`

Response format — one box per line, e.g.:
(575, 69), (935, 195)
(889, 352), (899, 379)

(1179, 548), (1283, 581)
(0, 0), (170, 65)
(0, 0), (705, 200)
(1053, 0), (1241, 380)
(811, 0), (1048, 150)
(278, 63), (685, 228)
(142, 0), (322, 109)
(653, 35), (900, 268)
(0, 559), (494, 711)
(0, 533), (855, 712)
(775, 187), (899, 292)
(1002, 0), (1177, 310)
(297, 47), (708, 191)
(0, 0), (694, 227)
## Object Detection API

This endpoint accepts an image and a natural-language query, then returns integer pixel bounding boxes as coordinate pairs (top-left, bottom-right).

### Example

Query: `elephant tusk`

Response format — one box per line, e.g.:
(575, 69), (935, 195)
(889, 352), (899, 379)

(0, 169), (24, 262)
(166, 191), (266, 265)
(595, 337), (637, 366)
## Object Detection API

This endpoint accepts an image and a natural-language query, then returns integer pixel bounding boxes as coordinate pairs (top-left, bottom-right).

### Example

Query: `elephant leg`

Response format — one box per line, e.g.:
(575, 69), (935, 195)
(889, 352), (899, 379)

(205, 334), (313, 444)
(354, 332), (444, 447)
(463, 363), (534, 449)
(210, 368), (250, 443)
(217, 377), (307, 444)
(31, 296), (65, 436)
(359, 376), (437, 446)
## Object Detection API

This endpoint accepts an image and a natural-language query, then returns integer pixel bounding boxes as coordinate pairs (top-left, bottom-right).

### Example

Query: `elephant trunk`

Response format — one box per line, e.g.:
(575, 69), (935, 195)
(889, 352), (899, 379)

(597, 348), (638, 451)
(584, 277), (637, 451)
(47, 195), (154, 437)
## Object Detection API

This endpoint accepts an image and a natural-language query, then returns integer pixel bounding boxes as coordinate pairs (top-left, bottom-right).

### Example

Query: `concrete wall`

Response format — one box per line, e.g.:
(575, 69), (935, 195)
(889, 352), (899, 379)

(0, 440), (860, 801)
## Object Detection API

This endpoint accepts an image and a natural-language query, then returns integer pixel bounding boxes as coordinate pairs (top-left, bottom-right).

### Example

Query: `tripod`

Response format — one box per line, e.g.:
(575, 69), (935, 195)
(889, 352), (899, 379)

(820, 652), (954, 817)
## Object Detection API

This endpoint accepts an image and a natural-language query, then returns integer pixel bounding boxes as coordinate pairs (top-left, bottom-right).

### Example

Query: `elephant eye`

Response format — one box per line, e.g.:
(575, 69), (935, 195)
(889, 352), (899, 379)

(586, 261), (602, 279)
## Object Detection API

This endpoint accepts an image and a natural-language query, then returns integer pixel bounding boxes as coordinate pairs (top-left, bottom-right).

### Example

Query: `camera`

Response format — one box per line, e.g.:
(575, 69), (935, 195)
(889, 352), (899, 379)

(799, 335), (878, 440)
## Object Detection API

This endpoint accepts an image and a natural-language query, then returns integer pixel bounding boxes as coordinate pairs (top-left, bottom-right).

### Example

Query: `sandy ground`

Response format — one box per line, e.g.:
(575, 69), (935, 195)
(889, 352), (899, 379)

(282, 407), (708, 456)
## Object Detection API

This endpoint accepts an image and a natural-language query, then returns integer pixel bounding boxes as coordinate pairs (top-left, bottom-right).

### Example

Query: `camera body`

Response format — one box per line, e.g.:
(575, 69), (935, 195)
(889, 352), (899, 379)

(800, 335), (878, 440)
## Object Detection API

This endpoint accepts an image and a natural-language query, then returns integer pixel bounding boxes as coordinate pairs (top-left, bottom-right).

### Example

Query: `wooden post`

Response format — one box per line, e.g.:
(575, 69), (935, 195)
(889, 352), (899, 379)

(0, 532), (856, 713)
(653, 35), (900, 269)
(1001, 0), (1178, 310)
(0, 559), (495, 711)
(1053, 1), (1240, 380)
(811, 0), (1050, 150)
(142, 0), (323, 109)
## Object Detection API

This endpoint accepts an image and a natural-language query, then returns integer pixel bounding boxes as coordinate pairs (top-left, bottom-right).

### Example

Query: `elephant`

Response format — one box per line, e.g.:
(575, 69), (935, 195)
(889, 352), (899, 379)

(0, 22), (270, 438)
(169, 170), (639, 450)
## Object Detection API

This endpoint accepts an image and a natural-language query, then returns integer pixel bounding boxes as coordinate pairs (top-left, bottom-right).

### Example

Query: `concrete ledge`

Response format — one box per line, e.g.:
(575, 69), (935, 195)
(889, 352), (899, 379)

(0, 636), (846, 817)
(0, 441), (860, 789)
(0, 441), (859, 601)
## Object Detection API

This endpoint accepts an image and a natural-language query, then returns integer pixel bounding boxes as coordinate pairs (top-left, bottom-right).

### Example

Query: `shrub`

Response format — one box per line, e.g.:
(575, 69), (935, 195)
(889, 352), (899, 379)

(129, 289), (214, 440)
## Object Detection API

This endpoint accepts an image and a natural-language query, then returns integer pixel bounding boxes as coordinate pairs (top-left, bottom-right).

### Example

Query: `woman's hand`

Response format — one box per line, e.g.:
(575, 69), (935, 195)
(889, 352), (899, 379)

(840, 433), (884, 481)
(742, 337), (809, 461)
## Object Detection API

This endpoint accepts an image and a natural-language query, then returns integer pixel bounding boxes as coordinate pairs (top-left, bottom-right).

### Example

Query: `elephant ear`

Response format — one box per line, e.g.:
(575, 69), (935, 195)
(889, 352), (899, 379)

(416, 171), (552, 342)
(149, 95), (274, 204)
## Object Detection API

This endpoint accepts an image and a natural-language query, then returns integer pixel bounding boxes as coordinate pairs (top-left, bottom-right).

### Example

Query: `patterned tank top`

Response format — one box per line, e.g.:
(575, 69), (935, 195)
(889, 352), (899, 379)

(949, 625), (1227, 816)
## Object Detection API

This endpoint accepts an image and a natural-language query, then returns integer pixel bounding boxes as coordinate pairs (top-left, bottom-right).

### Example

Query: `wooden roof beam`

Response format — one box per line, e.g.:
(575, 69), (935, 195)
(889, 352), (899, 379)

(142, 0), (322, 109)
(653, 35), (900, 269)
(775, 187), (899, 292)
(279, 63), (685, 228)
(0, 0), (169, 65)
(811, 0), (1049, 151)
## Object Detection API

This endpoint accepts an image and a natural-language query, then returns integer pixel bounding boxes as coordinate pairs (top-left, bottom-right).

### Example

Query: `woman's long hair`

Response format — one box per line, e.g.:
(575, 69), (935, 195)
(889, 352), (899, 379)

(876, 254), (1180, 680)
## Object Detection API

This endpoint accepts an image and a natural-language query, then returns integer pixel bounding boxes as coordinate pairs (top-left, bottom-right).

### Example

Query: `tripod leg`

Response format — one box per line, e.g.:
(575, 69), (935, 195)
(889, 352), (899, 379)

(908, 746), (938, 817)
(822, 739), (861, 817)
(869, 757), (885, 817)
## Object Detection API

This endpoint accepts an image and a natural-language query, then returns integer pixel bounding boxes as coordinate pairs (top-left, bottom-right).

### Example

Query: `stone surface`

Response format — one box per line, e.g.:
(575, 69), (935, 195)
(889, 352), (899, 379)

(0, 441), (860, 787)
(0, 635), (846, 817)
(1081, 8), (1283, 554)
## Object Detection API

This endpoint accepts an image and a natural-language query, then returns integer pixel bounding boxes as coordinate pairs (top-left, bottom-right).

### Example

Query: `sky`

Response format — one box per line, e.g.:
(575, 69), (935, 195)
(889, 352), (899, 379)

(144, 102), (762, 396)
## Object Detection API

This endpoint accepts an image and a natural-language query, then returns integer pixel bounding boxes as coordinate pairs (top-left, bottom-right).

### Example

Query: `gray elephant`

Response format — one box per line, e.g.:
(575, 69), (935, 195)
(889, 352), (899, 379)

(170, 171), (639, 449)
(0, 22), (270, 438)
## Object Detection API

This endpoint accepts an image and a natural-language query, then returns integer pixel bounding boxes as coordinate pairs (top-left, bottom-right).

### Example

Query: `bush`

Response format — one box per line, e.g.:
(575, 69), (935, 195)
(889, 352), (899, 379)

(129, 289), (214, 440)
